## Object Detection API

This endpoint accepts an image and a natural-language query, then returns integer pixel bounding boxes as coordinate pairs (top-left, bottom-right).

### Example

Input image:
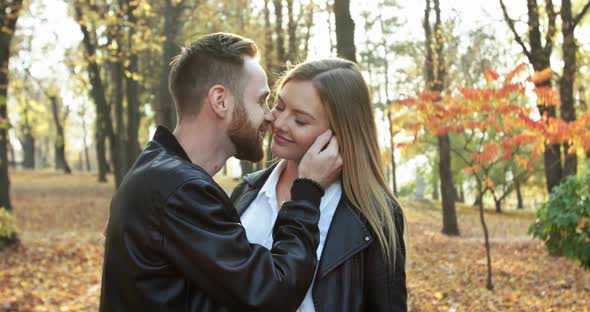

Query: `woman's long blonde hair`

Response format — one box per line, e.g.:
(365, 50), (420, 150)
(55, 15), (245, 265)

(277, 58), (404, 265)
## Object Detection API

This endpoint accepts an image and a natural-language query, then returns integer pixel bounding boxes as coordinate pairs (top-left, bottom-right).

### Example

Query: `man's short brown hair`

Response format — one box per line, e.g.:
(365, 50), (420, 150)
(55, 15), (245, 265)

(168, 33), (259, 118)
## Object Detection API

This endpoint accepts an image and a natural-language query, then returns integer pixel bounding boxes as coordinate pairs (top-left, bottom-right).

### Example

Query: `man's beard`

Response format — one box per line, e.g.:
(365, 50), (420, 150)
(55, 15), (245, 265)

(228, 102), (266, 162)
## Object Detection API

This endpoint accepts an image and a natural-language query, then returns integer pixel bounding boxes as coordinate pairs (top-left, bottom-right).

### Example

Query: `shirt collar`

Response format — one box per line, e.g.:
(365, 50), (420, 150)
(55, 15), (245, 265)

(257, 159), (342, 212)
(258, 159), (287, 201)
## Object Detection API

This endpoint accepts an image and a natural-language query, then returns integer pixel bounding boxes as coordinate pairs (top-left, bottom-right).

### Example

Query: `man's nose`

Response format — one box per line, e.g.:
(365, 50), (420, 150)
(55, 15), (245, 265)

(264, 105), (274, 123)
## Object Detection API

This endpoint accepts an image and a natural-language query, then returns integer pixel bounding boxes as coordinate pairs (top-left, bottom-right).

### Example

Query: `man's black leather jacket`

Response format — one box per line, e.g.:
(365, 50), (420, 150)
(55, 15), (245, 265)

(99, 126), (322, 311)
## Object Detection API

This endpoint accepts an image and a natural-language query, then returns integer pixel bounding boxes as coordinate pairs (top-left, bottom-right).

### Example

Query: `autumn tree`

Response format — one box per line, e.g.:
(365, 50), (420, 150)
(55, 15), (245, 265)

(423, 0), (460, 236)
(157, 0), (189, 130)
(0, 0), (24, 212)
(500, 0), (562, 193)
(394, 62), (590, 289)
(73, 1), (116, 183)
(558, 0), (590, 177)
(357, 0), (402, 194)
(333, 0), (357, 62)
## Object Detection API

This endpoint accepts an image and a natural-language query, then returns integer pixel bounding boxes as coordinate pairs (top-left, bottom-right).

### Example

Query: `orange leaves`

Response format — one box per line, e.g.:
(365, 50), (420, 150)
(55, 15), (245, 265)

(504, 63), (528, 84)
(457, 87), (494, 103)
(514, 155), (533, 170)
(530, 67), (553, 85)
(543, 113), (590, 153)
(464, 164), (483, 173)
(484, 67), (500, 82)
(511, 132), (538, 145)
(471, 143), (501, 164)
(534, 86), (560, 106)
(391, 62), (590, 185)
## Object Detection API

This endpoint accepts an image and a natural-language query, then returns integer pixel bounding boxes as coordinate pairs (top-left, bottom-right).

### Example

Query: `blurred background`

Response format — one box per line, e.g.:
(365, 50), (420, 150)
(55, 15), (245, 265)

(0, 0), (589, 310)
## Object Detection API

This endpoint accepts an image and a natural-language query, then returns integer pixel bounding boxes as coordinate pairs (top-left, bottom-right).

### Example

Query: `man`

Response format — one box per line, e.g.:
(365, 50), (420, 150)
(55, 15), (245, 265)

(99, 33), (342, 311)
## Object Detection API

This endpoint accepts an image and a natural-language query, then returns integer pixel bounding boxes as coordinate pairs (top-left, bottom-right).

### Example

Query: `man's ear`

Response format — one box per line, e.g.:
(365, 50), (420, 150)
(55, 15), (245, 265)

(207, 84), (231, 119)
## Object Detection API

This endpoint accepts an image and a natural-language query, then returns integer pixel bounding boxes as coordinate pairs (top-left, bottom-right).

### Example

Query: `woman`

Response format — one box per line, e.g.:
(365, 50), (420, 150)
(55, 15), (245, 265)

(230, 58), (407, 311)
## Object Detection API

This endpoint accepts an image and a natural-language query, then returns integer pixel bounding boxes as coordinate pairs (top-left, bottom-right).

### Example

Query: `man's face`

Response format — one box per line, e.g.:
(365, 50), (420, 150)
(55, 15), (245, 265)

(227, 57), (272, 162)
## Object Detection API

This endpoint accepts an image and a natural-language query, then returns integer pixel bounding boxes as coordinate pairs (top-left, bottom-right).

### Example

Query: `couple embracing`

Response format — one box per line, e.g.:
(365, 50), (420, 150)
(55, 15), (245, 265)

(100, 32), (406, 312)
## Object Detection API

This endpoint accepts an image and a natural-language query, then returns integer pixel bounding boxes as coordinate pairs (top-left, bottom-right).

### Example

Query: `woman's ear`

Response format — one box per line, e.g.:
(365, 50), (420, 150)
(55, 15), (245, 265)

(207, 84), (230, 119)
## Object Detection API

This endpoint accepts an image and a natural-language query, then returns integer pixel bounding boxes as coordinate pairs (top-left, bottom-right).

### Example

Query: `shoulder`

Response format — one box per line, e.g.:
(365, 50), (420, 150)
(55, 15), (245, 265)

(128, 144), (222, 201)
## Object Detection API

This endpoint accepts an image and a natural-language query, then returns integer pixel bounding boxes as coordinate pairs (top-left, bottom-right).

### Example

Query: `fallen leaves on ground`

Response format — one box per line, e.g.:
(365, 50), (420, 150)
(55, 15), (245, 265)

(1, 170), (588, 311)
(0, 233), (103, 311)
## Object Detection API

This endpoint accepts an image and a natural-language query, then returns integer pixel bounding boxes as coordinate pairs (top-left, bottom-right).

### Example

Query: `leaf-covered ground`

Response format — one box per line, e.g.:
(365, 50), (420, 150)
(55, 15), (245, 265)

(1, 170), (588, 311)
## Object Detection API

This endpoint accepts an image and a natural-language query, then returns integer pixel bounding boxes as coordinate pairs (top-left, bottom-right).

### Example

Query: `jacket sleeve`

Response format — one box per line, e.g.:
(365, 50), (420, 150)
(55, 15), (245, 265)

(364, 200), (407, 312)
(158, 177), (322, 311)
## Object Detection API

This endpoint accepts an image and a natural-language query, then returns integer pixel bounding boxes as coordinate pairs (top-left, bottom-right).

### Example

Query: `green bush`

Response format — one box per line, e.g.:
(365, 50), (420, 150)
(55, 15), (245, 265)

(0, 207), (18, 248)
(529, 175), (590, 269)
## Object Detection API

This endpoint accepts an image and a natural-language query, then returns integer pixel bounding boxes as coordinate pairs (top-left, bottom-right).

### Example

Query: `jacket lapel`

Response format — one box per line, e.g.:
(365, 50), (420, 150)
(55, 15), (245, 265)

(317, 197), (373, 280)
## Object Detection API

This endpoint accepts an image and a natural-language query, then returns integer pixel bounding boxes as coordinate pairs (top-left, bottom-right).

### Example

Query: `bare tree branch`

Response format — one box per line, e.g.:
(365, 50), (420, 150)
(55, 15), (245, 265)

(573, 0), (590, 26)
(499, 0), (532, 59)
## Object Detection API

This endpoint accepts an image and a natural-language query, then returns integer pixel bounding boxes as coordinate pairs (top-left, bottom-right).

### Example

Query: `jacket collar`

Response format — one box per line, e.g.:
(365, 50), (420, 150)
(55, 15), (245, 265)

(152, 126), (191, 162)
(235, 165), (373, 279)
(243, 161), (280, 188)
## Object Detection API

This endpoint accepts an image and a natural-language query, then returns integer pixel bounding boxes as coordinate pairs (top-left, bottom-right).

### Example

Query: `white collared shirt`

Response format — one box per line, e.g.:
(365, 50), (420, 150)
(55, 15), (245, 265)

(240, 160), (342, 312)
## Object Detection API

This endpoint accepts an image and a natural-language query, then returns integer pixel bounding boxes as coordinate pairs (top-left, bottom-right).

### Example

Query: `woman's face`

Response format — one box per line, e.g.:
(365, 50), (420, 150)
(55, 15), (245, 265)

(270, 80), (330, 161)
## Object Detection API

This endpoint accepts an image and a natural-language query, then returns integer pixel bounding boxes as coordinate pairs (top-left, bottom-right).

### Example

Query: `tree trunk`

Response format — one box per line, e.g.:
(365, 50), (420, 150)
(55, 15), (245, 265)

(265, 132), (273, 165)
(474, 195), (482, 207)
(286, 0), (297, 62)
(560, 0), (587, 178)
(478, 197), (494, 290)
(0, 0), (24, 212)
(108, 24), (125, 187)
(50, 96), (71, 174)
(494, 196), (502, 213)
(439, 135), (460, 235)
(37, 137), (49, 169)
(515, 179), (524, 209)
(387, 111), (398, 195)
(263, 0), (274, 75)
(432, 160), (439, 200)
(301, 2), (314, 60)
(500, 0), (562, 193)
(157, 0), (184, 130)
(425, 0), (459, 235)
(125, 0), (141, 171)
(327, 0), (335, 56)
(333, 0), (356, 62)
(76, 5), (117, 183)
(81, 117), (91, 172)
(20, 107), (35, 168)
(379, 15), (396, 195)
(240, 160), (254, 176)
(21, 132), (34, 169)
(273, 0), (287, 68)
(96, 129), (108, 182)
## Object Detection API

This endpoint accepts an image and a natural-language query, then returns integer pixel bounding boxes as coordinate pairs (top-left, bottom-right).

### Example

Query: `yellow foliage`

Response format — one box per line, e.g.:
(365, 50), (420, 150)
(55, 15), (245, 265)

(0, 207), (18, 239)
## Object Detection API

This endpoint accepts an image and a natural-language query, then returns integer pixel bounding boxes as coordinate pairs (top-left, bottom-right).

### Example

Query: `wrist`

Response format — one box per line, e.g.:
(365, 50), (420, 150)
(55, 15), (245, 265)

(294, 177), (325, 196)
